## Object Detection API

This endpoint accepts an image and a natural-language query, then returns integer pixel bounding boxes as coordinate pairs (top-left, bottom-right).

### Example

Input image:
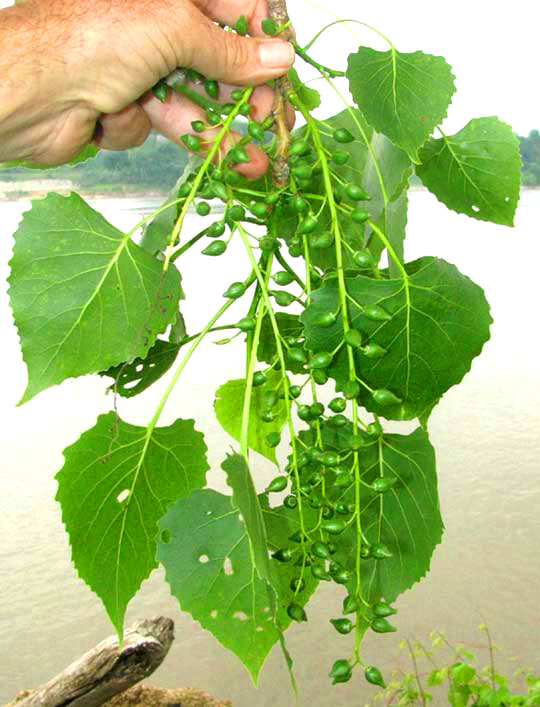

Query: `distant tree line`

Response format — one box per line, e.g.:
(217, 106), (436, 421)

(519, 130), (540, 186)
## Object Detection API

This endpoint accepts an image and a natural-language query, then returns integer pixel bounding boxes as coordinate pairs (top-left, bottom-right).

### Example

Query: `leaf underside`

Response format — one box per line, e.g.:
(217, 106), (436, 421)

(56, 412), (209, 639)
(8, 193), (182, 403)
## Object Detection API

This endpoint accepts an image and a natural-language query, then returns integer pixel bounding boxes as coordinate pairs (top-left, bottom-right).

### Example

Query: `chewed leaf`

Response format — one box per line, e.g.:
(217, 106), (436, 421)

(56, 412), (209, 639)
(302, 257), (492, 421)
(101, 338), (180, 398)
(157, 490), (317, 683)
(347, 47), (456, 162)
(8, 193), (182, 403)
(416, 117), (521, 226)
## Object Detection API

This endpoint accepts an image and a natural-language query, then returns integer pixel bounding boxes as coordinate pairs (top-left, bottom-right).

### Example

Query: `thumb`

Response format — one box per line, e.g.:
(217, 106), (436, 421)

(177, 8), (295, 85)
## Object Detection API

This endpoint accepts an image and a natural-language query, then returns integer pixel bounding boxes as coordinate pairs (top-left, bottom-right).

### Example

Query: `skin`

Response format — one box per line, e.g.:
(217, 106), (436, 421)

(0, 0), (296, 178)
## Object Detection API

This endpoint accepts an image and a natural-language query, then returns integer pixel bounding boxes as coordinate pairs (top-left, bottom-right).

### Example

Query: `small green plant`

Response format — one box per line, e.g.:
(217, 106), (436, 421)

(6, 0), (523, 692)
(366, 627), (540, 706)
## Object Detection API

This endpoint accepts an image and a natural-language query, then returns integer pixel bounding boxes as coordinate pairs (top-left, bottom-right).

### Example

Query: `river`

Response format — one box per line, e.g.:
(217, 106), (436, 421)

(0, 191), (539, 706)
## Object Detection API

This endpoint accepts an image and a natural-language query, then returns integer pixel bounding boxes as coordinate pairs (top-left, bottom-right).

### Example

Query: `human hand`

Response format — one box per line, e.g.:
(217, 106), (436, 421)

(0, 0), (295, 177)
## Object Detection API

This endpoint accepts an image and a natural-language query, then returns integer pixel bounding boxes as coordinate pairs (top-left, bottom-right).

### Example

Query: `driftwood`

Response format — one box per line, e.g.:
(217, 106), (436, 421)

(7, 617), (174, 707)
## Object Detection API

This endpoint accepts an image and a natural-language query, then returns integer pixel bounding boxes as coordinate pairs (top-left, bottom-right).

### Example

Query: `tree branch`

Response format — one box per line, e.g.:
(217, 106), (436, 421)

(7, 617), (174, 707)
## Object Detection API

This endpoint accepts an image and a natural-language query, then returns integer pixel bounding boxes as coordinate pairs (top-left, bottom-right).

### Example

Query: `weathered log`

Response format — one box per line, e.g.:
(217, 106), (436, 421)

(7, 617), (174, 707)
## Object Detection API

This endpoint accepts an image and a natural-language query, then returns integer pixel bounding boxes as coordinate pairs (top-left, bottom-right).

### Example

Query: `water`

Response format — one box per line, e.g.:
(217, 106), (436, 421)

(0, 191), (539, 705)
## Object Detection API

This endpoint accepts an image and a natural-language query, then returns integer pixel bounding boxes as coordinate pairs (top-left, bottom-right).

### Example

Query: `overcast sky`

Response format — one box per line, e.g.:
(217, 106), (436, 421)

(1, 0), (537, 135)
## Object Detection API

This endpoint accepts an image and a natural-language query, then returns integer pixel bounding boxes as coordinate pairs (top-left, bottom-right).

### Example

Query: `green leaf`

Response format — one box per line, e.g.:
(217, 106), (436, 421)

(302, 257), (492, 420)
(416, 117), (521, 227)
(56, 412), (209, 639)
(347, 47), (456, 162)
(289, 67), (321, 111)
(157, 490), (317, 683)
(214, 370), (288, 465)
(8, 193), (182, 404)
(222, 453), (274, 585)
(302, 421), (443, 603)
(100, 338), (181, 398)
(258, 313), (304, 373)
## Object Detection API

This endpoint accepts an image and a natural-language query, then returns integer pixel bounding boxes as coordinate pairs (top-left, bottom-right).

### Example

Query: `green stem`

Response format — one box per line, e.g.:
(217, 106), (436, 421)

(172, 83), (223, 113)
(170, 227), (209, 262)
(240, 296), (268, 459)
(293, 42), (345, 78)
(163, 88), (254, 269)
(301, 18), (394, 52)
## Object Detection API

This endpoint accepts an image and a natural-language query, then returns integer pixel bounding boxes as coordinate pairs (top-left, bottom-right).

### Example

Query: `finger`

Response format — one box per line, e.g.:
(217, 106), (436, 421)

(190, 0), (266, 32)
(176, 6), (294, 86)
(139, 90), (269, 180)
(92, 103), (151, 150)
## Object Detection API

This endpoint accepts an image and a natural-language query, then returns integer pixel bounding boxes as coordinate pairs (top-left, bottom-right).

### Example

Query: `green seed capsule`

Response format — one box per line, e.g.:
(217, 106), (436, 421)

(273, 271), (295, 286)
(363, 343), (388, 359)
(263, 390), (278, 408)
(290, 577), (306, 592)
(330, 618), (354, 634)
(259, 236), (278, 251)
(333, 128), (355, 143)
(287, 603), (307, 623)
(360, 543), (372, 558)
(343, 380), (361, 399)
(227, 205), (246, 222)
(206, 108), (221, 126)
(372, 389), (402, 406)
(312, 563), (332, 581)
(371, 477), (396, 493)
(364, 304), (392, 321)
(248, 121), (265, 141)
(204, 79), (219, 99)
(371, 617), (397, 633)
(329, 397), (346, 413)
(229, 145), (250, 164)
(259, 409), (275, 423)
(311, 541), (332, 559)
(231, 88), (244, 102)
(310, 402), (325, 418)
(152, 81), (168, 103)
(331, 149), (350, 165)
(178, 181), (193, 198)
(312, 368), (329, 385)
(343, 594), (360, 614)
(298, 214), (318, 234)
(310, 230), (334, 249)
(210, 181), (228, 201)
(251, 202), (271, 220)
(207, 221), (226, 238)
(322, 507), (334, 522)
(331, 415), (349, 431)
(283, 494), (298, 509)
(372, 543), (393, 559)
(223, 282), (245, 299)
(297, 405), (312, 421)
(273, 291), (295, 307)
(252, 371), (266, 387)
(236, 316), (255, 332)
(322, 518), (347, 535)
(202, 240), (227, 256)
(265, 432), (281, 449)
(367, 421), (384, 437)
(289, 529), (304, 543)
(292, 163), (313, 180)
(196, 201), (211, 217)
(186, 68), (204, 83)
(272, 548), (292, 562)
(289, 140), (311, 156)
(346, 184), (371, 201)
(288, 347), (307, 364)
(289, 385), (301, 399)
(224, 169), (242, 185)
(221, 102), (236, 116)
(266, 475), (288, 492)
(344, 329), (363, 348)
(309, 351), (333, 369)
(261, 18), (279, 35)
(321, 451), (339, 467)
(181, 134), (201, 151)
(335, 502), (350, 515)
(351, 209), (371, 224)
(329, 659), (352, 684)
(291, 195), (309, 214)
(235, 14), (248, 35)
(353, 249), (373, 268)
(191, 119), (206, 133)
(365, 666), (386, 688)
(315, 311), (337, 327)
(348, 434), (365, 451)
(309, 495), (322, 509)
(334, 568), (352, 585)
(373, 601), (397, 618)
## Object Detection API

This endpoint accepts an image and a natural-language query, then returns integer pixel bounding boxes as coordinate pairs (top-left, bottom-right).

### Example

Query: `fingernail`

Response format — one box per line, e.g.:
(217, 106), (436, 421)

(259, 40), (295, 68)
